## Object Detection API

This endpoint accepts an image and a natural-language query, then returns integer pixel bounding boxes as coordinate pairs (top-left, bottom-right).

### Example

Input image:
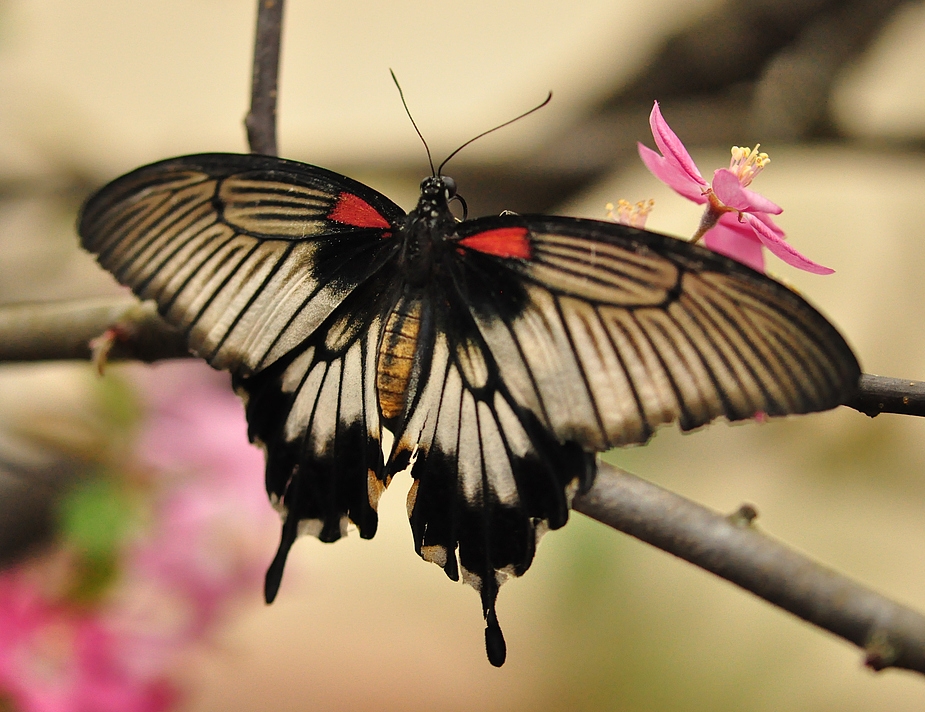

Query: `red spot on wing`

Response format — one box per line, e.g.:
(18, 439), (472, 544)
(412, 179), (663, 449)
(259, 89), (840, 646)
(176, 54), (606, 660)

(328, 192), (391, 229)
(459, 227), (531, 259)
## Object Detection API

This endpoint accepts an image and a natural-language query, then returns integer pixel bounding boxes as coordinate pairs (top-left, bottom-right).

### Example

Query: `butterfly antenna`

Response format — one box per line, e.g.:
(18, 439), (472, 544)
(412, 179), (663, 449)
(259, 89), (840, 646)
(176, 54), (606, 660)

(437, 91), (552, 176)
(390, 69), (436, 176)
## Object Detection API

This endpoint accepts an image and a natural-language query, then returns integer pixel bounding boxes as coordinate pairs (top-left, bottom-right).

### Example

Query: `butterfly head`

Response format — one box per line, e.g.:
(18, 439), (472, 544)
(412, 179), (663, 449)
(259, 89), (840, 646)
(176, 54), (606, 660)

(419, 175), (456, 202)
(418, 175), (467, 222)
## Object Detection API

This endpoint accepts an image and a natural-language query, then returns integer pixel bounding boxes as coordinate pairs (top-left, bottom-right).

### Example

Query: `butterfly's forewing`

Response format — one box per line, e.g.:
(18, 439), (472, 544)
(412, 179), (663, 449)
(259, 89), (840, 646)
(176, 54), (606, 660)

(79, 154), (405, 375)
(79, 154), (407, 599)
(455, 215), (859, 446)
(390, 214), (859, 662)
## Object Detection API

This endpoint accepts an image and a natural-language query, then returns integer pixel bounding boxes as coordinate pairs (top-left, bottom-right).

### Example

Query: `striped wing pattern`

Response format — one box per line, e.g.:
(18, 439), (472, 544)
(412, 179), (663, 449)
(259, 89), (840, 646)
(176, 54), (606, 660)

(79, 154), (404, 376)
(79, 153), (406, 600)
(238, 295), (390, 602)
(457, 216), (858, 451)
(388, 315), (595, 663)
(79, 154), (860, 667)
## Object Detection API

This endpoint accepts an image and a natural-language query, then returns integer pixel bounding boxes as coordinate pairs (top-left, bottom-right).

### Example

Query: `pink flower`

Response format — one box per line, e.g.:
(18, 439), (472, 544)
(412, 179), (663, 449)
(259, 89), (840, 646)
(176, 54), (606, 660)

(637, 101), (833, 275)
(0, 573), (177, 712)
(125, 362), (277, 638)
(0, 362), (277, 712)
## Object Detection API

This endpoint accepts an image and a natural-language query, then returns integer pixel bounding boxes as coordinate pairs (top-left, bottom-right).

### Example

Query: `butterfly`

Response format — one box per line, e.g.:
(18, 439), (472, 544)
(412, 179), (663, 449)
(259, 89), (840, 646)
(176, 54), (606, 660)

(78, 152), (860, 666)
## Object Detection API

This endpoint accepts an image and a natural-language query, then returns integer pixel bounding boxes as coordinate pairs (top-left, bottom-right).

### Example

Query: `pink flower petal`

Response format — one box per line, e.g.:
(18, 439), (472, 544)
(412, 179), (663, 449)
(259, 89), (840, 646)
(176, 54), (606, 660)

(745, 214), (834, 274)
(711, 169), (782, 214)
(704, 220), (766, 273)
(638, 144), (708, 203)
(638, 102), (830, 276)
(752, 211), (785, 238)
(648, 102), (707, 187)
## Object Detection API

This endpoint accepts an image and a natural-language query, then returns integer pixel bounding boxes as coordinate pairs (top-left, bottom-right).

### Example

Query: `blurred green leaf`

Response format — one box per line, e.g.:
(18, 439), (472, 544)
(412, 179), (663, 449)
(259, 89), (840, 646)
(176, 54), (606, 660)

(94, 368), (143, 432)
(57, 476), (136, 602)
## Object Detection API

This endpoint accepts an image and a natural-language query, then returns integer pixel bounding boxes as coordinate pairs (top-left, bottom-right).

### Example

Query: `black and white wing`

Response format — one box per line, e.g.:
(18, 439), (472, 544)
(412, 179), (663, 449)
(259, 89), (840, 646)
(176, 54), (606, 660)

(454, 215), (860, 448)
(388, 214), (860, 665)
(79, 153), (407, 598)
(79, 153), (404, 375)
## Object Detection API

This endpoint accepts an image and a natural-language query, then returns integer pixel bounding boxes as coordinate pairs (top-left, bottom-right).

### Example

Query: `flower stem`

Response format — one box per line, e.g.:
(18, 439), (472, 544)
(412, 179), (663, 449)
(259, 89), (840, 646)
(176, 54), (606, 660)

(691, 203), (721, 243)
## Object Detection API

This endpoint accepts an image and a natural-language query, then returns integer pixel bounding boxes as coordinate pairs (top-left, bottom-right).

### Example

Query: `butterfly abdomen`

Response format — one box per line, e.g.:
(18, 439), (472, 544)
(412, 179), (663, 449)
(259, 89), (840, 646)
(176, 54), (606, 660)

(377, 298), (422, 420)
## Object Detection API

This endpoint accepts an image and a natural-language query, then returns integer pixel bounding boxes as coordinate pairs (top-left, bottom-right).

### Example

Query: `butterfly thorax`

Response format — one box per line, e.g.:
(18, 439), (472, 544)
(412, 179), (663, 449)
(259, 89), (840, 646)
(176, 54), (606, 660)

(397, 176), (458, 286)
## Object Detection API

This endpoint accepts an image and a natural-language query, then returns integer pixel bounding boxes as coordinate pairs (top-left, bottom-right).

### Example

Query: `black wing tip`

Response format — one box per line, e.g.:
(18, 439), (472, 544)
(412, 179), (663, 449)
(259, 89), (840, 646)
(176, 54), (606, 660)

(264, 567), (282, 604)
(481, 578), (507, 666)
(485, 609), (507, 667)
(265, 508), (299, 604)
(264, 542), (290, 604)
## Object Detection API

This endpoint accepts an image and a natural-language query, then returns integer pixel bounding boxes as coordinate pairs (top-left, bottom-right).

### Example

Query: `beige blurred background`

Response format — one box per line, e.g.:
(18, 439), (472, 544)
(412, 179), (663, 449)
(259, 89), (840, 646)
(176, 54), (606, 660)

(2, 0), (925, 710)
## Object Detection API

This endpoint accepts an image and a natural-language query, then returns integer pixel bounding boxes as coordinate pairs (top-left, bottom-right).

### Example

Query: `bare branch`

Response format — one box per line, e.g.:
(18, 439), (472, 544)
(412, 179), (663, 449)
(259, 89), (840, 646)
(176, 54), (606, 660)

(2, 298), (923, 416)
(847, 374), (925, 418)
(244, 0), (285, 156)
(0, 298), (189, 363)
(573, 463), (925, 675)
(3, 297), (921, 423)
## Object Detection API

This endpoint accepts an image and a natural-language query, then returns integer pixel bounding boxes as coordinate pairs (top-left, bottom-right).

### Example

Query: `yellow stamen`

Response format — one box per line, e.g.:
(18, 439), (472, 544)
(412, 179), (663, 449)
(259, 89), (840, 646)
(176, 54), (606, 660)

(606, 198), (654, 229)
(729, 144), (770, 186)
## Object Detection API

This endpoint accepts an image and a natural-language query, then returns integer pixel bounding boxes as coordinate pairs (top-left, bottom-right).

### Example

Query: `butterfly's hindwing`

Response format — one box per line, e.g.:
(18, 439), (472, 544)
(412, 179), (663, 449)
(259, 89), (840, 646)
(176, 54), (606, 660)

(386, 274), (596, 665)
(237, 277), (397, 601)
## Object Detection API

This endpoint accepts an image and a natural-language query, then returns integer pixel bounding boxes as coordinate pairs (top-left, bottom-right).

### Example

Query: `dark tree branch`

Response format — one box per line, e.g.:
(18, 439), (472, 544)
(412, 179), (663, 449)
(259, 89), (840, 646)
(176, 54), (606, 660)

(573, 464), (925, 674)
(244, 0), (285, 156)
(846, 374), (925, 418)
(0, 298), (920, 416)
(0, 298), (188, 363)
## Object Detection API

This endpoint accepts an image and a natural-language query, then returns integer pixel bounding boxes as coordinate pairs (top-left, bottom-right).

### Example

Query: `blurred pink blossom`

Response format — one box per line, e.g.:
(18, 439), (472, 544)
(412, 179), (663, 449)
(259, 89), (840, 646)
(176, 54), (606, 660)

(128, 362), (275, 637)
(0, 572), (176, 712)
(0, 361), (277, 712)
(637, 101), (833, 275)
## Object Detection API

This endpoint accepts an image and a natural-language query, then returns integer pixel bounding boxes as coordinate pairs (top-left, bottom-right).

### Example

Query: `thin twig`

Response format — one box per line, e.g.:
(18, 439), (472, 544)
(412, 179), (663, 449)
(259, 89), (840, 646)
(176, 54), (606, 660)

(0, 298), (188, 363)
(847, 374), (925, 418)
(244, 0), (285, 156)
(573, 463), (925, 674)
(1, 298), (922, 418)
